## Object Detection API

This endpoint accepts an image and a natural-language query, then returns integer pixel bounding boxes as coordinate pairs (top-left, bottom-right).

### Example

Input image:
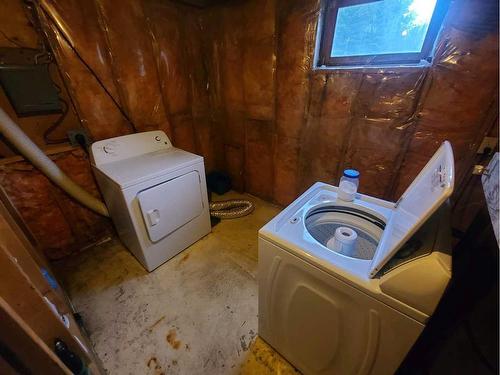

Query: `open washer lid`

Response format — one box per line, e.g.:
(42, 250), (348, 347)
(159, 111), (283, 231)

(369, 141), (454, 278)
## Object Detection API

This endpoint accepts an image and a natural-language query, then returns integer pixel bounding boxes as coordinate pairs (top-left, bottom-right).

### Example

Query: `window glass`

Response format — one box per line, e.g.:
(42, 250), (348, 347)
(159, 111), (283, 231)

(331, 0), (438, 57)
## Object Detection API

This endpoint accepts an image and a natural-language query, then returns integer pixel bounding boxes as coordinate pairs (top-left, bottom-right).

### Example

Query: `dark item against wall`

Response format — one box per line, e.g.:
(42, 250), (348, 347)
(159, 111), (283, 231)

(206, 171), (232, 195)
(0, 64), (62, 117)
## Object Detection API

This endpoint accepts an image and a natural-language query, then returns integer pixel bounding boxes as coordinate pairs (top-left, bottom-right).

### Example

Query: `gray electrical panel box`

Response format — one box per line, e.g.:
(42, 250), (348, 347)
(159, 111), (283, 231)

(0, 64), (62, 117)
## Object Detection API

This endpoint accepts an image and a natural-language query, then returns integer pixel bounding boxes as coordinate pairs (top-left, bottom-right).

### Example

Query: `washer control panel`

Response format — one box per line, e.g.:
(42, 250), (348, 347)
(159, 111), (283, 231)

(90, 130), (173, 166)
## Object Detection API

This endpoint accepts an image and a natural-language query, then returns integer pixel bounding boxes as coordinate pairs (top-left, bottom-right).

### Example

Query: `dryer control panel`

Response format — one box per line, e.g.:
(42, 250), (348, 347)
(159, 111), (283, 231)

(90, 131), (172, 166)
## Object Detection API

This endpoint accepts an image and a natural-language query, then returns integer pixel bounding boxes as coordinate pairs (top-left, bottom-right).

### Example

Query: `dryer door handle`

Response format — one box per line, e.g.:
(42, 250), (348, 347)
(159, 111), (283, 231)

(146, 209), (161, 227)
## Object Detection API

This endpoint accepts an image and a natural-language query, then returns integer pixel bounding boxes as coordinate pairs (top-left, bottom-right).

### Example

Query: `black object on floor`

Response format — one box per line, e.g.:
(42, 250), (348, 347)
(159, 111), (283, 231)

(210, 216), (221, 228)
(54, 339), (87, 374)
(73, 312), (84, 328)
(207, 171), (231, 195)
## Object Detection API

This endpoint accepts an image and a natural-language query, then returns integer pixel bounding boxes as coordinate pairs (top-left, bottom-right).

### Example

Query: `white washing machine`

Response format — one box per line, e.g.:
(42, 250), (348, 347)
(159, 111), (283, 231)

(258, 142), (455, 375)
(90, 130), (211, 271)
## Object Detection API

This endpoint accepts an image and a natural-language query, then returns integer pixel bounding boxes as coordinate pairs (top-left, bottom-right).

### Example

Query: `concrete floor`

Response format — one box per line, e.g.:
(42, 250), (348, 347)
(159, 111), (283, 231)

(54, 192), (300, 375)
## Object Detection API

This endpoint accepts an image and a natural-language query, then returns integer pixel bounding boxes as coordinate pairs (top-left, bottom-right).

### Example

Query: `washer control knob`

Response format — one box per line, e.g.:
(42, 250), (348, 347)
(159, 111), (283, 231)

(103, 143), (116, 154)
(154, 135), (161, 141)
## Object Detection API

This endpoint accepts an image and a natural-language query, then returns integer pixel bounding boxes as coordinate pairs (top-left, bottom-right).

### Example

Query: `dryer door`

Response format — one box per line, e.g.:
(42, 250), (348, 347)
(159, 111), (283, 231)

(137, 171), (203, 242)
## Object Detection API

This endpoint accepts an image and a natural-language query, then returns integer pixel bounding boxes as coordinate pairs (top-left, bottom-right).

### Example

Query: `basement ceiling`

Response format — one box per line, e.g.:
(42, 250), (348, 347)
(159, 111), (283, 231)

(174, 0), (237, 7)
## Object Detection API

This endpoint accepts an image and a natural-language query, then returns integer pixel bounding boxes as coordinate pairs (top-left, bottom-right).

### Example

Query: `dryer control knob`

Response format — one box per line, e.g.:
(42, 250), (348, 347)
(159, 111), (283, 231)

(103, 143), (116, 154)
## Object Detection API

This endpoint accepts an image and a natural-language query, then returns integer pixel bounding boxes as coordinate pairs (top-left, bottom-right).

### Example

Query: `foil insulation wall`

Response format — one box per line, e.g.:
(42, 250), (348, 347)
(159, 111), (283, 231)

(212, 0), (496, 204)
(0, 0), (497, 258)
(0, 149), (112, 259)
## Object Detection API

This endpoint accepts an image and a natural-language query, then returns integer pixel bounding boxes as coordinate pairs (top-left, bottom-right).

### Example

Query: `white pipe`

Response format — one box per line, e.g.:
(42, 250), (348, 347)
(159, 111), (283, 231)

(0, 107), (109, 217)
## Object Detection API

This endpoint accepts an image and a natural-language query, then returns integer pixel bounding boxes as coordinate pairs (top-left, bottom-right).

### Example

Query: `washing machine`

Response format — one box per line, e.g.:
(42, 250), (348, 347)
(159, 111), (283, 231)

(90, 130), (211, 271)
(258, 141), (454, 375)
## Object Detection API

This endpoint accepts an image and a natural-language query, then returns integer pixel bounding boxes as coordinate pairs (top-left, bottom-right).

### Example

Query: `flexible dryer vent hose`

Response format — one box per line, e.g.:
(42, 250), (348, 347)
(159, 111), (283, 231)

(209, 199), (254, 219)
(0, 107), (110, 217)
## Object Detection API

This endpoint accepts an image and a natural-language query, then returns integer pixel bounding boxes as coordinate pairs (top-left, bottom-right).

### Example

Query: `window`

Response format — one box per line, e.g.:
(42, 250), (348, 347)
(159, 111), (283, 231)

(318, 0), (450, 67)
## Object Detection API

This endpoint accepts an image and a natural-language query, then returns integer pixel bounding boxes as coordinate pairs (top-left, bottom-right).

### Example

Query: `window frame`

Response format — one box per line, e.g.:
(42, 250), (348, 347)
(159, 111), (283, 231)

(318, 0), (450, 67)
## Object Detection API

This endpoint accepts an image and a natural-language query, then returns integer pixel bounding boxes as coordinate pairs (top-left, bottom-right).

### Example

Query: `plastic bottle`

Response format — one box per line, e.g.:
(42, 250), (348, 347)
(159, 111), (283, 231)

(338, 169), (360, 202)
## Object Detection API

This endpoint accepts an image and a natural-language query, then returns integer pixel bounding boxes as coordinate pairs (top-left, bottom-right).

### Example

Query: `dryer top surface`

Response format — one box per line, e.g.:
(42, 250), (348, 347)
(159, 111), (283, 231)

(90, 130), (203, 189)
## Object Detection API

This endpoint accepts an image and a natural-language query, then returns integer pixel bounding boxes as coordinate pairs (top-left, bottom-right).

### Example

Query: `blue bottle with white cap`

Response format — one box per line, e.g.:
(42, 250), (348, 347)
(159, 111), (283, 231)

(338, 169), (360, 201)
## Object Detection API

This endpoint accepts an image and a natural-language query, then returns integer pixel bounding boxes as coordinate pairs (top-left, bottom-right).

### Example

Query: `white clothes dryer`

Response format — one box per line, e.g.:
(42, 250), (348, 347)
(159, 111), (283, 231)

(90, 131), (211, 271)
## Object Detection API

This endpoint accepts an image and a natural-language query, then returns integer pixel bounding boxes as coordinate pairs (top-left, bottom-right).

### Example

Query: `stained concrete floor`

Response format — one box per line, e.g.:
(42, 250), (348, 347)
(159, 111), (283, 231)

(54, 192), (300, 375)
